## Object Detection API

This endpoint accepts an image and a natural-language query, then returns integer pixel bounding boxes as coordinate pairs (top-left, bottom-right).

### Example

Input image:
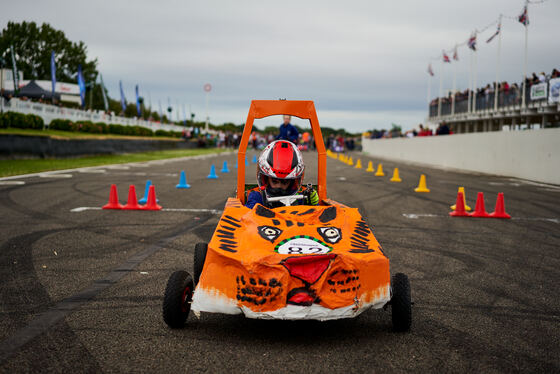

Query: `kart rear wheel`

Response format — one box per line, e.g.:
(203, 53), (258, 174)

(194, 243), (208, 285)
(391, 272), (411, 332)
(163, 270), (194, 328)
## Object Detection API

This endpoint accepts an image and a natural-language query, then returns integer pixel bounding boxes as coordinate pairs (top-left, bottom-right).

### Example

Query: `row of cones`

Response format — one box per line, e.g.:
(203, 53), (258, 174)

(333, 152), (431, 192)
(450, 191), (510, 219)
(102, 184), (162, 210)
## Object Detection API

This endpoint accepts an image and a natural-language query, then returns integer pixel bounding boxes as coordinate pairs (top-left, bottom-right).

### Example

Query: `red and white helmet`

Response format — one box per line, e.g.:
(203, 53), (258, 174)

(257, 140), (305, 196)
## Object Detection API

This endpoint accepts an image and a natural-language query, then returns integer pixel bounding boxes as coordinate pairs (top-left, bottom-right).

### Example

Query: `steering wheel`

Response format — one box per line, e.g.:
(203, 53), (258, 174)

(265, 194), (306, 207)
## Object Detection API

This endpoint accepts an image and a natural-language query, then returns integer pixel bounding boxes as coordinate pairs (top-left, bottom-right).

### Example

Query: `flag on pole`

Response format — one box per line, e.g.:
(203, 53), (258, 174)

(119, 80), (126, 113)
(468, 34), (477, 51)
(135, 84), (141, 117)
(443, 51), (451, 63)
(158, 100), (163, 119)
(77, 64), (86, 108)
(183, 104), (188, 126)
(99, 74), (109, 112)
(453, 47), (459, 61)
(50, 51), (56, 100)
(427, 63), (434, 76)
(518, 5), (529, 26)
(10, 45), (19, 95)
(486, 23), (501, 43)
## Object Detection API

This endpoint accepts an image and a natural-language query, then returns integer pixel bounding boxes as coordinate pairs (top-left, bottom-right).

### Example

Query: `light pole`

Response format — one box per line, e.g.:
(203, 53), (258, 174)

(204, 83), (211, 132)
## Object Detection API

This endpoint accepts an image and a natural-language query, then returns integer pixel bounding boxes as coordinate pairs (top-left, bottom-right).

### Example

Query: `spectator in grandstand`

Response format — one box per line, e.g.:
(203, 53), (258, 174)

(552, 69), (560, 79)
(276, 115), (299, 143)
(538, 72), (546, 83)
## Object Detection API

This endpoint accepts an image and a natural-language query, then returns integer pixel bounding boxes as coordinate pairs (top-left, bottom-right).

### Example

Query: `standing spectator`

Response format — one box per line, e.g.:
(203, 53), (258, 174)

(552, 68), (559, 78)
(276, 115), (299, 143)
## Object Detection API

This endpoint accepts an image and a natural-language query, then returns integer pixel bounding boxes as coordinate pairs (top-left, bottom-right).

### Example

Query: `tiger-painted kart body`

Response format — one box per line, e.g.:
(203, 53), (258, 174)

(164, 101), (409, 328)
(190, 198), (391, 320)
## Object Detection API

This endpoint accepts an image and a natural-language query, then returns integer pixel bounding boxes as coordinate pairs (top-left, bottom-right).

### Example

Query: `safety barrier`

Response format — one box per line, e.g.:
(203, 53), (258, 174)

(361, 128), (560, 185)
(0, 98), (185, 133)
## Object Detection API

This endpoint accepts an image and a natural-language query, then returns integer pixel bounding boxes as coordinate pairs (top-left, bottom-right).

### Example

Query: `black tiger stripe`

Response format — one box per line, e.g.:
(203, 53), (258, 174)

(217, 230), (235, 237)
(222, 219), (241, 228)
(298, 208), (315, 216)
(219, 244), (237, 253)
(225, 215), (240, 222)
(350, 236), (368, 245)
(350, 248), (374, 253)
(220, 225), (237, 231)
(217, 234), (234, 239)
(219, 239), (238, 245)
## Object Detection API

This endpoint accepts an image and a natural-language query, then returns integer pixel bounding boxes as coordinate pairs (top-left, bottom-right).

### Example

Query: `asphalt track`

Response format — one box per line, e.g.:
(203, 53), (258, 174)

(0, 150), (559, 373)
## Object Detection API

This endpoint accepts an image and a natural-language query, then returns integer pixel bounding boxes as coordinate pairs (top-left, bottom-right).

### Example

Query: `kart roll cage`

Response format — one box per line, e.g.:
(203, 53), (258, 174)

(236, 100), (327, 204)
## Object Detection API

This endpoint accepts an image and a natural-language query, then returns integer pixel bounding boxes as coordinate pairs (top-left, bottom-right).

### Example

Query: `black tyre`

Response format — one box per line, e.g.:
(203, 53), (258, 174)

(391, 272), (412, 332)
(194, 242), (208, 285)
(162, 270), (194, 328)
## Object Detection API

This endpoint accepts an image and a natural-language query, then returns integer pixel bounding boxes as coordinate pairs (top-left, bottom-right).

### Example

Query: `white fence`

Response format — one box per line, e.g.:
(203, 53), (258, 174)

(1, 98), (186, 133)
(362, 128), (560, 185)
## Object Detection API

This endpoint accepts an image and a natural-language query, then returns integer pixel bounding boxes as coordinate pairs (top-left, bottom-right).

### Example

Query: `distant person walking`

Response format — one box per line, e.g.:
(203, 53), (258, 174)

(276, 115), (299, 144)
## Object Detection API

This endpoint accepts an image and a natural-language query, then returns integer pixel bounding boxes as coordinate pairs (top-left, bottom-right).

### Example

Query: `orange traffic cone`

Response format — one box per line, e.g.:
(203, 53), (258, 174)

(366, 161), (374, 172)
(449, 191), (469, 217)
(143, 185), (162, 210)
(390, 168), (402, 182)
(469, 192), (490, 217)
(375, 163), (385, 176)
(123, 185), (143, 210)
(489, 192), (511, 219)
(102, 184), (123, 209)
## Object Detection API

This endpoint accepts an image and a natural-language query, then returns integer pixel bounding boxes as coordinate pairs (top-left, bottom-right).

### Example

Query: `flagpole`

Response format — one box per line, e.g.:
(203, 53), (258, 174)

(521, 1), (529, 109)
(473, 49), (478, 112)
(452, 47), (457, 115)
(438, 58), (443, 118)
(494, 15), (502, 111)
(468, 50), (472, 113)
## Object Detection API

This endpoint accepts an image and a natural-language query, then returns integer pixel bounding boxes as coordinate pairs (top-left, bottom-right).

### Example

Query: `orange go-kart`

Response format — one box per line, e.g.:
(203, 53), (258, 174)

(162, 100), (411, 331)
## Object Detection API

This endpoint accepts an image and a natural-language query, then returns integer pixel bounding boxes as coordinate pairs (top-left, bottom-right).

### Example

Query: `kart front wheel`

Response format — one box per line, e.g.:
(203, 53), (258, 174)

(193, 243), (208, 285)
(163, 270), (194, 328)
(391, 272), (411, 332)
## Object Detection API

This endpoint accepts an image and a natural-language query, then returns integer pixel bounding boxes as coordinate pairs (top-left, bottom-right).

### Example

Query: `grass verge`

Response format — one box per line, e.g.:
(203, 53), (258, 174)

(0, 148), (229, 178)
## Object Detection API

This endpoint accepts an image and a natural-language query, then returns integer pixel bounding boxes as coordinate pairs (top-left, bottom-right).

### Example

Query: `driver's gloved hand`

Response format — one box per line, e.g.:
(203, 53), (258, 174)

(308, 190), (319, 205)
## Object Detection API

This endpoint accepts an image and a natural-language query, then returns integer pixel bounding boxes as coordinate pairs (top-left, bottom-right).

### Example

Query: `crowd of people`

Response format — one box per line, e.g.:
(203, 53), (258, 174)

(191, 114), (360, 153)
(430, 68), (560, 116)
(365, 122), (451, 140)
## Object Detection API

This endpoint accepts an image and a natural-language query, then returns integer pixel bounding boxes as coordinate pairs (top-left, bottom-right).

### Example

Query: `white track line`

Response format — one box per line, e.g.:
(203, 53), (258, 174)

(0, 181), (25, 185)
(402, 213), (558, 224)
(39, 173), (73, 178)
(70, 207), (223, 214)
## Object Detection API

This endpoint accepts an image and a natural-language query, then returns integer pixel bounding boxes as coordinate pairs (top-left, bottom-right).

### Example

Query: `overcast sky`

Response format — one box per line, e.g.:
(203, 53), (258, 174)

(2, 0), (559, 132)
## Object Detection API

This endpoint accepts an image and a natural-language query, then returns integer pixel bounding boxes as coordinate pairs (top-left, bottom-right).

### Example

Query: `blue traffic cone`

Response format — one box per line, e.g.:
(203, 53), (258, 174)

(139, 180), (159, 204)
(207, 164), (218, 179)
(176, 170), (191, 189)
(252, 155), (257, 163)
(245, 157), (249, 166)
(235, 161), (238, 169)
(221, 161), (230, 173)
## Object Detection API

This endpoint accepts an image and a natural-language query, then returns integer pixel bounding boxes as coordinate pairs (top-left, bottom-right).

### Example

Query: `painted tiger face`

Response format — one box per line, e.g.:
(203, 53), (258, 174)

(191, 198), (391, 319)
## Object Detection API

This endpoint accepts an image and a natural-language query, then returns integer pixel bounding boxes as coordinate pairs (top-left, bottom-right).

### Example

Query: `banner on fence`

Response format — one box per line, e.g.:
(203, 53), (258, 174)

(549, 78), (560, 104)
(530, 83), (547, 101)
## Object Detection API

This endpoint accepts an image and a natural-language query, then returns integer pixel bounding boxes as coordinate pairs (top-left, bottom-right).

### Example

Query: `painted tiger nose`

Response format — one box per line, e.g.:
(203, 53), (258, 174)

(281, 254), (336, 284)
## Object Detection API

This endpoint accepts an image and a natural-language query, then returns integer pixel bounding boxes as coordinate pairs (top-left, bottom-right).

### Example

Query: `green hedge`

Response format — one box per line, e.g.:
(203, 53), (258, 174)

(0, 111), (44, 129)
(1, 112), (185, 138)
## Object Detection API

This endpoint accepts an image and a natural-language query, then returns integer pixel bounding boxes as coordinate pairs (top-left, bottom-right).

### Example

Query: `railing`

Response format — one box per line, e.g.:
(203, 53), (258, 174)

(429, 78), (559, 119)
(1, 98), (186, 133)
